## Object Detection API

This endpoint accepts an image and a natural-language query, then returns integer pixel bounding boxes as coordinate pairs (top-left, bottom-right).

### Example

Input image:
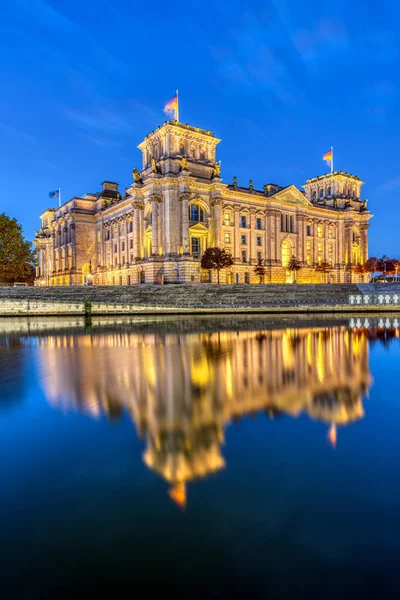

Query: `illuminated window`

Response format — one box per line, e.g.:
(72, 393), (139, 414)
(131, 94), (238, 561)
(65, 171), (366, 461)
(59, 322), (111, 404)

(307, 253), (312, 266)
(257, 236), (262, 246)
(189, 205), (204, 221)
(191, 237), (200, 258)
(241, 235), (247, 245)
(256, 217), (262, 230)
(241, 215), (247, 228)
(318, 255), (322, 265)
(224, 212), (231, 226)
(306, 241), (311, 251)
(97, 230), (101, 243)
(225, 232), (231, 243)
(281, 240), (291, 267)
(317, 225), (323, 238)
(328, 227), (333, 239)
(317, 242), (323, 253)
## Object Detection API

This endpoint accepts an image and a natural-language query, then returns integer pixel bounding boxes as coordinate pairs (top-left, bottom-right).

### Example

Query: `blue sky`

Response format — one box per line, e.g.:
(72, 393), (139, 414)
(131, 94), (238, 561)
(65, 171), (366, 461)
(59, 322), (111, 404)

(1, 0), (399, 256)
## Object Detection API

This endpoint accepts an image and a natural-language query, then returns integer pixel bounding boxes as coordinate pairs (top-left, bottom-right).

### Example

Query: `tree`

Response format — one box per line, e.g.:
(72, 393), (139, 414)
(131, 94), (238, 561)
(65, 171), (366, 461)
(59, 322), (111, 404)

(392, 259), (400, 282)
(253, 260), (266, 284)
(200, 247), (234, 284)
(353, 263), (365, 282)
(376, 257), (395, 281)
(287, 255), (302, 283)
(0, 213), (35, 284)
(364, 256), (379, 282)
(315, 260), (332, 283)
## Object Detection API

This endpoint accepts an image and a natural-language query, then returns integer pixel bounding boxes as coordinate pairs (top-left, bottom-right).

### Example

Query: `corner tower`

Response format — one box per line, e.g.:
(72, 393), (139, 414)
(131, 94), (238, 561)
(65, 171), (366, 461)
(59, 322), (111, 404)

(137, 120), (221, 180)
(303, 171), (365, 209)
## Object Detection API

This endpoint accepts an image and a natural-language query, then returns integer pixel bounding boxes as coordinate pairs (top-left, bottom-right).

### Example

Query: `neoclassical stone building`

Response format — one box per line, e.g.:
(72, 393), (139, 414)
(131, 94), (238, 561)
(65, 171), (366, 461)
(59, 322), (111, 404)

(34, 119), (372, 285)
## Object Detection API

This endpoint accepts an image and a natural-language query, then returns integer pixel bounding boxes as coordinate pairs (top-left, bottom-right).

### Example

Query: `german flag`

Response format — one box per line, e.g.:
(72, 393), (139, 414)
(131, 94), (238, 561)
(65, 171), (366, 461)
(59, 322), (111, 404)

(323, 149), (333, 162)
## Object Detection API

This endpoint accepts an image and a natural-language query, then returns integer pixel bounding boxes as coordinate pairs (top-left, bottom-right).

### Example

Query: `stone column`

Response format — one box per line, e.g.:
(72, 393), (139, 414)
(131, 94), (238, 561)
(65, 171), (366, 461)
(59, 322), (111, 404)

(70, 224), (76, 270)
(297, 215), (306, 263)
(133, 202), (143, 260)
(250, 208), (256, 264)
(151, 195), (161, 256)
(212, 198), (222, 247)
(234, 207), (241, 262)
(275, 211), (281, 264)
(360, 223), (369, 263)
(180, 193), (190, 255)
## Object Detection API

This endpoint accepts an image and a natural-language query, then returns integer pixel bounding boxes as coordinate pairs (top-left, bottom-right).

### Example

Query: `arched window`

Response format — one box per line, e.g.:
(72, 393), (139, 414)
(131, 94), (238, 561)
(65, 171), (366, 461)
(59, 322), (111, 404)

(281, 241), (291, 267)
(320, 188), (324, 199)
(190, 144), (195, 157)
(179, 140), (185, 155)
(189, 204), (205, 222)
(200, 146), (206, 160)
(328, 186), (332, 196)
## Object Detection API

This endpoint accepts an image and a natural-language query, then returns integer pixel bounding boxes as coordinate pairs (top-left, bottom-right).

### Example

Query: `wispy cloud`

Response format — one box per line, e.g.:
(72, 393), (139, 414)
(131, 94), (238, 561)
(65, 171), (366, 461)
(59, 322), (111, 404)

(374, 175), (400, 193)
(0, 123), (38, 143)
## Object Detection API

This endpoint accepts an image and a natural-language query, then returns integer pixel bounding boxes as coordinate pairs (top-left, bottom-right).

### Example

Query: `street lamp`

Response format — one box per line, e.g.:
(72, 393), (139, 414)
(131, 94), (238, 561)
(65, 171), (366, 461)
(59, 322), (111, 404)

(382, 255), (389, 282)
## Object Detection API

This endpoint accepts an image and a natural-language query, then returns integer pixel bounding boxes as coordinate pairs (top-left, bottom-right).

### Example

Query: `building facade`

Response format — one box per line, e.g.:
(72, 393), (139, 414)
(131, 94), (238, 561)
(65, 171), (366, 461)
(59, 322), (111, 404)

(34, 120), (372, 285)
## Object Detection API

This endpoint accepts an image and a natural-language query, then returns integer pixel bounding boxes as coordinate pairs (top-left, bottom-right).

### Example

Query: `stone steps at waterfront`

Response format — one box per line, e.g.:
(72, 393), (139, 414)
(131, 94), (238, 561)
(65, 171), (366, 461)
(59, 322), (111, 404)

(2, 283), (398, 308)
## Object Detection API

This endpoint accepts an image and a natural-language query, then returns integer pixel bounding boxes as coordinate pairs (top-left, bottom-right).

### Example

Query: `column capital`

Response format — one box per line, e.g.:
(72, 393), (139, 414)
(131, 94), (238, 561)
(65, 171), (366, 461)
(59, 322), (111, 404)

(132, 201), (144, 211)
(210, 197), (223, 207)
(149, 194), (162, 204)
(179, 192), (191, 202)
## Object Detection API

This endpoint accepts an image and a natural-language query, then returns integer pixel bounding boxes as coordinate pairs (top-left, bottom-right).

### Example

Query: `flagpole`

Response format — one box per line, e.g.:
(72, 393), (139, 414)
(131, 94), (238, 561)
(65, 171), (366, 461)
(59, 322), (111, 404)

(331, 146), (333, 174)
(59, 188), (61, 208)
(176, 89), (179, 122)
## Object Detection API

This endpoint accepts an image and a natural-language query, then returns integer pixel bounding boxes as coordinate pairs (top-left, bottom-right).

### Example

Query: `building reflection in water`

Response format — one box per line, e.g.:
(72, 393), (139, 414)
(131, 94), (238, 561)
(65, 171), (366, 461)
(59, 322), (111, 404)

(37, 325), (372, 506)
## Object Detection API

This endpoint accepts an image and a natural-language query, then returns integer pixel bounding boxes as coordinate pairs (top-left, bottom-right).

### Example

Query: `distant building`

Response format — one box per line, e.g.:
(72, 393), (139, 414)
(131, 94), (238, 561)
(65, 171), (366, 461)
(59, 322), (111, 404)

(34, 120), (372, 285)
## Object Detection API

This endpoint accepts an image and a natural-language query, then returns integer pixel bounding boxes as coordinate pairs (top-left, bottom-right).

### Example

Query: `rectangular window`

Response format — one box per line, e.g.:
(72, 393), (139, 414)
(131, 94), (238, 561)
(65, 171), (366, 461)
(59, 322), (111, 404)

(306, 241), (311, 251)
(257, 236), (262, 246)
(290, 215), (294, 233)
(241, 215), (247, 228)
(121, 242), (125, 251)
(114, 244), (117, 253)
(97, 231), (101, 243)
(307, 253), (312, 266)
(224, 232), (231, 243)
(130, 239), (133, 249)
(130, 254), (133, 263)
(317, 225), (323, 238)
(128, 221), (133, 233)
(242, 250), (247, 263)
(281, 214), (285, 232)
(257, 251), (262, 263)
(318, 255), (322, 265)
(114, 257), (118, 266)
(191, 237), (200, 258)
(256, 217), (262, 230)
(328, 228), (333, 239)
(224, 212), (231, 226)
(121, 255), (125, 264)
(317, 242), (323, 253)
(306, 225), (312, 236)
(241, 235), (247, 245)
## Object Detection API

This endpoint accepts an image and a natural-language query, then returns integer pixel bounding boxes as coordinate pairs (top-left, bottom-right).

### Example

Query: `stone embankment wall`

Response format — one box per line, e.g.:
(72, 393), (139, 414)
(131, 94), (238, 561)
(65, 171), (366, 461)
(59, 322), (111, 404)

(0, 284), (399, 316)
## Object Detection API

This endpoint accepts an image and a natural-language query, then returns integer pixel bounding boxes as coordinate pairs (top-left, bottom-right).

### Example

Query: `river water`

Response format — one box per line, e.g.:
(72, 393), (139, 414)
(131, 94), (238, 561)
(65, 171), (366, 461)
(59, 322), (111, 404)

(1, 315), (400, 599)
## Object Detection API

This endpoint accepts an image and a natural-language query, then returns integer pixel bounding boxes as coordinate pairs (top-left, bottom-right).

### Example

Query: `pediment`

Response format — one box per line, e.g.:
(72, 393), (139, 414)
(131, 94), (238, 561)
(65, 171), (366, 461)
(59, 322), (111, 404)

(273, 185), (312, 206)
(189, 222), (209, 233)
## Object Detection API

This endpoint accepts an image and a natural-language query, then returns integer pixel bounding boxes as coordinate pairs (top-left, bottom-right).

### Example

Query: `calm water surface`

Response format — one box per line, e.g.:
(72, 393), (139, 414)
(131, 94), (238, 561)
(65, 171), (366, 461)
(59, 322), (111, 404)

(1, 315), (400, 599)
